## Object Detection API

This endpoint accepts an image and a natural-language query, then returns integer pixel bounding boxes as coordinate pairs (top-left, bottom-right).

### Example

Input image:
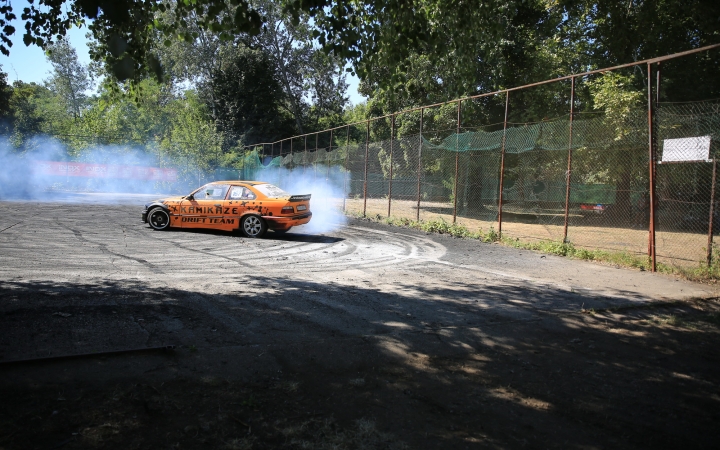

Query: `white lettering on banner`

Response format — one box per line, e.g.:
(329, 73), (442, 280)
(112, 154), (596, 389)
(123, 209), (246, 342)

(31, 161), (178, 181)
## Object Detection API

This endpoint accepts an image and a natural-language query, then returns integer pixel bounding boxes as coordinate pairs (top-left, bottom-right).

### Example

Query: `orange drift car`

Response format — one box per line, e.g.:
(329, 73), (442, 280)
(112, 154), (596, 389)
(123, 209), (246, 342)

(142, 181), (311, 237)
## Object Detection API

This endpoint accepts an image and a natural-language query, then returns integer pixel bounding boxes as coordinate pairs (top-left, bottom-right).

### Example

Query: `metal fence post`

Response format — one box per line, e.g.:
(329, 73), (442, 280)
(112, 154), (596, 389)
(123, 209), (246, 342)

(647, 63), (658, 272)
(315, 132), (319, 182)
(327, 129), (332, 181)
(388, 114), (395, 218)
(279, 141), (283, 183)
(498, 91), (510, 237)
(563, 77), (576, 243)
(708, 160), (717, 266)
(343, 125), (350, 212)
(416, 108), (424, 221)
(453, 101), (462, 223)
(363, 121), (370, 217)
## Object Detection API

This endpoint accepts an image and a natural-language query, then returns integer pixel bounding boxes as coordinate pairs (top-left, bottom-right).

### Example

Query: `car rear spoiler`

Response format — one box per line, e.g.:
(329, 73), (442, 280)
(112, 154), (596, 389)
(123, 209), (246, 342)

(289, 194), (311, 202)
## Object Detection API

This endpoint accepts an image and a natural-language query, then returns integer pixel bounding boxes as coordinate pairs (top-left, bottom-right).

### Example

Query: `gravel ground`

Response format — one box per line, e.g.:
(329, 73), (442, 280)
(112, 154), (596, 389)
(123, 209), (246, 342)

(0, 198), (719, 449)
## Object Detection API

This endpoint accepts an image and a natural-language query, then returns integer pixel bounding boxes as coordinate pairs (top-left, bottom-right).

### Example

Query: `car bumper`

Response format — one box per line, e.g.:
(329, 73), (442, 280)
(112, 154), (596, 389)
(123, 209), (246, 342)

(263, 212), (312, 230)
(141, 209), (148, 223)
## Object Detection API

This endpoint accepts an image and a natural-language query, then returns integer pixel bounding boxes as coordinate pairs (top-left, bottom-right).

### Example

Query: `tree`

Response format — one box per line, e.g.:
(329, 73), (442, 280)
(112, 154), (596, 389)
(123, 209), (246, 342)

(0, 0), (261, 83)
(45, 39), (92, 119)
(2, 0), (719, 98)
(162, 90), (225, 181)
(67, 79), (174, 152)
(152, 1), (244, 120)
(248, 0), (348, 135)
(560, 0), (720, 100)
(211, 48), (295, 145)
(305, 50), (349, 133)
(0, 65), (11, 133)
(6, 81), (51, 148)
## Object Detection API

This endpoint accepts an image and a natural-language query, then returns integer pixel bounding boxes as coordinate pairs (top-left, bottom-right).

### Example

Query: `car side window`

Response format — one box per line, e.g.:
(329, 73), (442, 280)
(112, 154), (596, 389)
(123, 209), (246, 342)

(229, 186), (256, 200)
(196, 184), (230, 200)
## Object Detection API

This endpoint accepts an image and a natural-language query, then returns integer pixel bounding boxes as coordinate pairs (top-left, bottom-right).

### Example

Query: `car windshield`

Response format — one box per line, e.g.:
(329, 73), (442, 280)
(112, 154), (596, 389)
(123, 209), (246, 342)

(254, 184), (289, 198)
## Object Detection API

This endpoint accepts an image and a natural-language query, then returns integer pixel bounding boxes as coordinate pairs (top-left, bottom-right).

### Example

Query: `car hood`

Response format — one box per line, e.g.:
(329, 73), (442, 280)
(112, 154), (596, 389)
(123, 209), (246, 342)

(145, 196), (185, 208)
(158, 196), (186, 202)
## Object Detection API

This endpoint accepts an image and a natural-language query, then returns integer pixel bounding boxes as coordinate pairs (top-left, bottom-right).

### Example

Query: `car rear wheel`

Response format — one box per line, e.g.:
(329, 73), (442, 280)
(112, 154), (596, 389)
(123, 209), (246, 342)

(148, 207), (170, 230)
(241, 215), (267, 238)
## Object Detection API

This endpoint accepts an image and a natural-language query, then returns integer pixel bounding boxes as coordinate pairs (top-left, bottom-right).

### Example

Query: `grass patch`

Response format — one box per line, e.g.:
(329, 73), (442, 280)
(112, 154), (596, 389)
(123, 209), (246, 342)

(352, 213), (720, 282)
(361, 214), (500, 242)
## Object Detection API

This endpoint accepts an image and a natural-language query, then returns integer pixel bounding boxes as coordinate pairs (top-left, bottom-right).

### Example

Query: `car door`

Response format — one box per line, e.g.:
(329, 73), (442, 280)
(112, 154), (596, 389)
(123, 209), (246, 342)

(225, 185), (256, 226)
(178, 183), (230, 229)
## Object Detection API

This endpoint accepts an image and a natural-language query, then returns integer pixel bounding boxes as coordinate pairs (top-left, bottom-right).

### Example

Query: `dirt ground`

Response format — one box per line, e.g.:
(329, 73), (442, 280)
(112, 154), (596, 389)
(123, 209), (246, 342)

(346, 198), (711, 267)
(1, 197), (719, 449)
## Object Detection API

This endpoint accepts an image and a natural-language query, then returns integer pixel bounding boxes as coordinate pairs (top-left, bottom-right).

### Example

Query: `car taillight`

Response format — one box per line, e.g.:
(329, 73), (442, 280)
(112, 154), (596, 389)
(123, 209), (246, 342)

(281, 206), (294, 214)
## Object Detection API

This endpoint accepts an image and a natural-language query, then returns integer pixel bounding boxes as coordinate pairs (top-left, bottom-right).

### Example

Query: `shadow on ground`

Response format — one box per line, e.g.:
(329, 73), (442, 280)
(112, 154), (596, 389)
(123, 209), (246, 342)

(1, 277), (719, 449)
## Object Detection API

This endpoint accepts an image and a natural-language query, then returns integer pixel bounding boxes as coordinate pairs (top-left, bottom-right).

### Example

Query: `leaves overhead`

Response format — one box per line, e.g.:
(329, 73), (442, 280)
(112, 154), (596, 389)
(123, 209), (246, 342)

(6, 0), (262, 82)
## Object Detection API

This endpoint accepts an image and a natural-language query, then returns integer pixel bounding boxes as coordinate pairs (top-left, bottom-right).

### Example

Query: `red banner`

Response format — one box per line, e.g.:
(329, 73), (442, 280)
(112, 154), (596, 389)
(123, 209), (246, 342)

(33, 161), (177, 182)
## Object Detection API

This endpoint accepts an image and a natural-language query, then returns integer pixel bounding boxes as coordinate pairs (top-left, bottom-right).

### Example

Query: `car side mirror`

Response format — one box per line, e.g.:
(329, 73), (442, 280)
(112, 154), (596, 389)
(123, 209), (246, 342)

(186, 194), (194, 201)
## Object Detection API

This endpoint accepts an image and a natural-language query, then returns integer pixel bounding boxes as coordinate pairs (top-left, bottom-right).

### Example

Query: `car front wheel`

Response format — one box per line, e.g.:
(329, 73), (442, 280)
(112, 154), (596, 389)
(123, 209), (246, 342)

(241, 215), (267, 238)
(148, 207), (170, 230)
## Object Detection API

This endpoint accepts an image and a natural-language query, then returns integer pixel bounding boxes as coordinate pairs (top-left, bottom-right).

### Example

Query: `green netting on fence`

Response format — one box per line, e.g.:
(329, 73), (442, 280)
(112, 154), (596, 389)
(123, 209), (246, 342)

(421, 112), (649, 154)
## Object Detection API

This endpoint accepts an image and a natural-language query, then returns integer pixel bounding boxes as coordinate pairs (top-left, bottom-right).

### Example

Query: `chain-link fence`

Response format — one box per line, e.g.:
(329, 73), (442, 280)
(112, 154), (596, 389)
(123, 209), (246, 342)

(655, 102), (720, 266)
(227, 100), (720, 270)
(240, 45), (720, 270)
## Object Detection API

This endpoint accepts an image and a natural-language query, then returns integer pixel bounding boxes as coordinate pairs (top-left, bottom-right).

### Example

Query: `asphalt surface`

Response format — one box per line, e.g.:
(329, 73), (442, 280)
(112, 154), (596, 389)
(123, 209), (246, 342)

(0, 196), (714, 363)
(1, 196), (718, 449)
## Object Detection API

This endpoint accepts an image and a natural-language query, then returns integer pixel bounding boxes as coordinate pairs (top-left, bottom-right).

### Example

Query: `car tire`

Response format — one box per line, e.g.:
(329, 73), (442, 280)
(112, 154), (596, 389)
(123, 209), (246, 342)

(241, 215), (267, 238)
(148, 207), (171, 230)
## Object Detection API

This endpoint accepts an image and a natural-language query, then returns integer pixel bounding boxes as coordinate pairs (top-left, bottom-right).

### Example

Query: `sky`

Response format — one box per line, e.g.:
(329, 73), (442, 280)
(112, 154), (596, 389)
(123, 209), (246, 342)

(0, 0), (365, 105)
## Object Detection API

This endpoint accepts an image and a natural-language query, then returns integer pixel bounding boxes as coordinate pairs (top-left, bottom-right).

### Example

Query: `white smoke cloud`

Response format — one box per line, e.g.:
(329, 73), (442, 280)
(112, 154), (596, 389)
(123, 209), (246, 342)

(0, 136), (348, 234)
(249, 165), (348, 234)
(0, 136), (180, 202)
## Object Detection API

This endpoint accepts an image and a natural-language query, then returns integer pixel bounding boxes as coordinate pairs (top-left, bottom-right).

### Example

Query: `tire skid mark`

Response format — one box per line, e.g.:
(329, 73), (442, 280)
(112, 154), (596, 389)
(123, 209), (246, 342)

(146, 232), (254, 268)
(180, 242), (332, 266)
(288, 256), (401, 271)
(0, 222), (22, 233)
(249, 227), (436, 271)
(150, 233), (327, 262)
(248, 240), (313, 253)
(62, 224), (166, 275)
(251, 243), (361, 268)
(343, 227), (447, 263)
(241, 241), (343, 259)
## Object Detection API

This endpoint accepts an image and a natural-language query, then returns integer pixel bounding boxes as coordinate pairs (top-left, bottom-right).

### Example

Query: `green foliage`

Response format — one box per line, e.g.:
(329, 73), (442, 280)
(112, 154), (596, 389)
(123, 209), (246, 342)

(212, 48), (296, 145)
(60, 79), (173, 153)
(6, 81), (55, 149)
(0, 65), (11, 132)
(160, 90), (225, 174)
(1, 0), (718, 103)
(45, 39), (92, 119)
(11, 0), (262, 83)
(587, 72), (645, 141)
(251, 0), (348, 136)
